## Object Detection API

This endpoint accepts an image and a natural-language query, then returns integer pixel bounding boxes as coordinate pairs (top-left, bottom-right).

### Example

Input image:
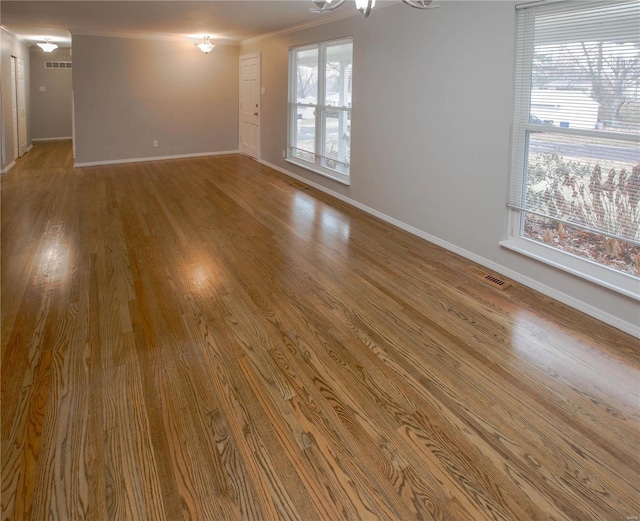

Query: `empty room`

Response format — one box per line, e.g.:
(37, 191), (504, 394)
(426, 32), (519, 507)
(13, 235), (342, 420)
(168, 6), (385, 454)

(1, 1), (638, 520)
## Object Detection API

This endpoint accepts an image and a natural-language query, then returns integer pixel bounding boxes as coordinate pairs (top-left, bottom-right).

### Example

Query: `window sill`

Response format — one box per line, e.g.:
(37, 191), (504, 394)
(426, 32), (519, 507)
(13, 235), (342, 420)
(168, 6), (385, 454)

(285, 158), (351, 186)
(500, 236), (640, 301)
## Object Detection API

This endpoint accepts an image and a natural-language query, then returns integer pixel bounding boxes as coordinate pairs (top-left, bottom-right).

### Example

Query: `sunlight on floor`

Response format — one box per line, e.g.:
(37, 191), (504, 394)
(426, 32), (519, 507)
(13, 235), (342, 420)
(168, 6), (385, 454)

(511, 310), (640, 407)
(38, 240), (70, 283)
(291, 192), (350, 248)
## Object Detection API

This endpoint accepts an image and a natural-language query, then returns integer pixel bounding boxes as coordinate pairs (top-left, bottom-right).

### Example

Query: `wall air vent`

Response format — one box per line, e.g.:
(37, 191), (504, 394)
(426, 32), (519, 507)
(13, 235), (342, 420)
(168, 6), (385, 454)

(45, 61), (72, 70)
(464, 265), (512, 290)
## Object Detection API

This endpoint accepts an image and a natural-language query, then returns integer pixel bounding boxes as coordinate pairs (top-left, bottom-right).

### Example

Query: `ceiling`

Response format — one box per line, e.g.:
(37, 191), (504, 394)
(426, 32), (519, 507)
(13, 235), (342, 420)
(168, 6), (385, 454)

(1, 0), (374, 47)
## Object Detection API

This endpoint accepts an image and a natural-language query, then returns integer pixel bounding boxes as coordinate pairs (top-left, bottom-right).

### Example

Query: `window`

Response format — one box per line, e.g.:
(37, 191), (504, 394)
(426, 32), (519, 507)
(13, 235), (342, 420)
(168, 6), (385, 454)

(288, 39), (353, 184)
(506, 0), (640, 298)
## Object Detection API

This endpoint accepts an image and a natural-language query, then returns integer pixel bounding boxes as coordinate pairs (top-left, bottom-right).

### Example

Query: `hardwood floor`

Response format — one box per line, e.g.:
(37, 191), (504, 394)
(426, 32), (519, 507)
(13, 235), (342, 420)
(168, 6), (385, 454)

(2, 141), (638, 521)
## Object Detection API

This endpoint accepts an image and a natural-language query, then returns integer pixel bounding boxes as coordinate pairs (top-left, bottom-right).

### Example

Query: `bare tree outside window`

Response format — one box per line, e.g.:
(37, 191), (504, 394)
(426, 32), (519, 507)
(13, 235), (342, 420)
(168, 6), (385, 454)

(533, 42), (640, 130)
(297, 66), (318, 100)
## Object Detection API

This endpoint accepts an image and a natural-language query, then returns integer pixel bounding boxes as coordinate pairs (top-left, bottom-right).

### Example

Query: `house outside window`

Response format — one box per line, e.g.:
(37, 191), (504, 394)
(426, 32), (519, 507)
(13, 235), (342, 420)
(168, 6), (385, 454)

(288, 38), (353, 185)
(505, 0), (640, 299)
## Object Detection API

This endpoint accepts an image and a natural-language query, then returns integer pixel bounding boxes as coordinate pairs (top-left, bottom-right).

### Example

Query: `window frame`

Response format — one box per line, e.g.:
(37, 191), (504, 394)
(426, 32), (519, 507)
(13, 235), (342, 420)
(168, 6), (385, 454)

(503, 0), (640, 300)
(287, 38), (353, 185)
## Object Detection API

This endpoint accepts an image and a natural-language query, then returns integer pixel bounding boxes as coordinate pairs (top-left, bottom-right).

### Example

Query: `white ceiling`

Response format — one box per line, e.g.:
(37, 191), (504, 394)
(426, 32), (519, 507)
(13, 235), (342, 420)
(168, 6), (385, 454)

(1, 0), (375, 47)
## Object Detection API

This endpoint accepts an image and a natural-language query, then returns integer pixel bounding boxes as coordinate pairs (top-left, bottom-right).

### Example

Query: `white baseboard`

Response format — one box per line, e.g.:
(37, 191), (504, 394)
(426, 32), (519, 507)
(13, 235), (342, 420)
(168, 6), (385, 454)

(259, 159), (639, 339)
(74, 150), (240, 168)
(0, 161), (16, 174)
(27, 145), (33, 152)
(32, 137), (72, 142)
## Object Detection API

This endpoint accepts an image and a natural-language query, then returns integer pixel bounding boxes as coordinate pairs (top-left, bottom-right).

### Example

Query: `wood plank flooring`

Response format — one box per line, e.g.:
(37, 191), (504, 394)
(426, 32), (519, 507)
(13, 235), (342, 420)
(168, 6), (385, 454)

(2, 141), (639, 521)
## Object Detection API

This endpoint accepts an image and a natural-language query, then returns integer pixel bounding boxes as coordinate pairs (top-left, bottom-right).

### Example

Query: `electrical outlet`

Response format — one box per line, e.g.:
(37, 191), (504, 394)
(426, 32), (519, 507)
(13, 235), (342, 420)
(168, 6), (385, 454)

(153, 140), (158, 148)
(282, 149), (286, 158)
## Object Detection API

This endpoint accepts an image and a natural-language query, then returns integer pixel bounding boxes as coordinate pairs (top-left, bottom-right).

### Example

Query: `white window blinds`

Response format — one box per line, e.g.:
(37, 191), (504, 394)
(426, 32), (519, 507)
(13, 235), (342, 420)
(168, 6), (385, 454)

(509, 0), (640, 251)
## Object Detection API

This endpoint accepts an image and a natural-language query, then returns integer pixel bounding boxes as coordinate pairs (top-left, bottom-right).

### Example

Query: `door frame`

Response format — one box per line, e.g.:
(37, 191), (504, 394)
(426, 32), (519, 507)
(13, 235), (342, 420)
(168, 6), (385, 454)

(239, 52), (261, 160)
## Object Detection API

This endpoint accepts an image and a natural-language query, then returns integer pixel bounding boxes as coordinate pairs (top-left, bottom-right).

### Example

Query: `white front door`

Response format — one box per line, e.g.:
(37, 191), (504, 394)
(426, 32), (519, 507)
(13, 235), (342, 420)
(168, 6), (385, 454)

(239, 54), (260, 159)
(10, 57), (19, 160)
(16, 58), (27, 157)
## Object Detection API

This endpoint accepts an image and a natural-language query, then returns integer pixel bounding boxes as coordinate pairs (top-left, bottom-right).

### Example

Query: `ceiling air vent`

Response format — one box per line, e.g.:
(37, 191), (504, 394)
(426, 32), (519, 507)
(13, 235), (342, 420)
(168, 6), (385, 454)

(45, 61), (72, 70)
(464, 265), (511, 290)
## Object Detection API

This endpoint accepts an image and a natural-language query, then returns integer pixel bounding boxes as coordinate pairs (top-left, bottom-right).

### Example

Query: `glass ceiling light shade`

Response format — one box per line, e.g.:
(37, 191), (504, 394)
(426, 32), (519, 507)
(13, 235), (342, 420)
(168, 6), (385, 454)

(310, 0), (347, 13)
(37, 39), (58, 53)
(355, 0), (375, 16)
(311, 0), (437, 17)
(402, 0), (438, 8)
(196, 36), (215, 54)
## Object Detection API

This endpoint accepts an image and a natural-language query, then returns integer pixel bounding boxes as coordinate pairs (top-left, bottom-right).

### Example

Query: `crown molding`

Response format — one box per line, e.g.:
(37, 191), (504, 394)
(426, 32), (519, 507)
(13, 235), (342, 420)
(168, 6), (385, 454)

(240, 1), (399, 46)
(241, 6), (359, 46)
(69, 29), (239, 46)
(1, 25), (27, 43)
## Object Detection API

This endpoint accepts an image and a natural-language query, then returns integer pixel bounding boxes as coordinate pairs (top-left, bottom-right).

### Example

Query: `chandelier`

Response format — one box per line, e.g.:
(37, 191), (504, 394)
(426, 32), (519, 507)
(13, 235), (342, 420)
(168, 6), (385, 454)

(311, 0), (438, 17)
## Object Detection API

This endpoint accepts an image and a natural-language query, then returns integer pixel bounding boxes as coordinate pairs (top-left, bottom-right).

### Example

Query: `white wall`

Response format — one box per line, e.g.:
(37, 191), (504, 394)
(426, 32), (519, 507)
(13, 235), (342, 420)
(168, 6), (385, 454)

(30, 46), (73, 140)
(72, 35), (240, 165)
(241, 1), (639, 336)
(1, 27), (31, 171)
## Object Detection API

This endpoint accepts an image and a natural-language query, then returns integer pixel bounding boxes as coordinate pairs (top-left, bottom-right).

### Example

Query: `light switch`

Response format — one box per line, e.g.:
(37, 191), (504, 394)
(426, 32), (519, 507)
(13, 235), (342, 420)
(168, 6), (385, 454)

(39, 86), (46, 92)
(261, 87), (266, 95)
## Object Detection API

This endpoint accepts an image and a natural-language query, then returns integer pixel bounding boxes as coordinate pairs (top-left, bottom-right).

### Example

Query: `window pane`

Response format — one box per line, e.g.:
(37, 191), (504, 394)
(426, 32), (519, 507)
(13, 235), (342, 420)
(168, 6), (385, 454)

(296, 48), (319, 104)
(325, 42), (352, 108)
(532, 35), (640, 132)
(294, 106), (316, 158)
(322, 109), (350, 171)
(524, 131), (640, 242)
(288, 39), (352, 179)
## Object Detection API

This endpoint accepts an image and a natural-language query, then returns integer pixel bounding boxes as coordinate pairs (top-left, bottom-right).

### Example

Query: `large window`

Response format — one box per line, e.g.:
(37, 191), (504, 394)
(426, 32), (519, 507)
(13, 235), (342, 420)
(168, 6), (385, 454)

(506, 0), (640, 297)
(288, 39), (353, 184)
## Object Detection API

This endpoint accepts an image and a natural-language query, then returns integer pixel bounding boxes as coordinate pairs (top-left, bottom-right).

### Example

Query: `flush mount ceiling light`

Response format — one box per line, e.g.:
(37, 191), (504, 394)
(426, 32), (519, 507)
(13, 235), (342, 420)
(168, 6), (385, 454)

(196, 36), (215, 54)
(37, 39), (58, 52)
(311, 0), (438, 17)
